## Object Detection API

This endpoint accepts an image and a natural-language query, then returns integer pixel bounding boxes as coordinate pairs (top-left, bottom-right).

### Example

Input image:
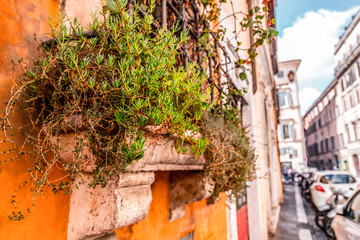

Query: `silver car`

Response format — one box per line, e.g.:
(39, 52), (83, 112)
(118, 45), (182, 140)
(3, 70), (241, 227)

(332, 188), (360, 239)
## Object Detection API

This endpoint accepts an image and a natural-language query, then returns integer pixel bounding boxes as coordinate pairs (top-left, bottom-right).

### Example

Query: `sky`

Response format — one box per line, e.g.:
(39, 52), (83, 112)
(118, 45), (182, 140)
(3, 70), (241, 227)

(275, 0), (360, 115)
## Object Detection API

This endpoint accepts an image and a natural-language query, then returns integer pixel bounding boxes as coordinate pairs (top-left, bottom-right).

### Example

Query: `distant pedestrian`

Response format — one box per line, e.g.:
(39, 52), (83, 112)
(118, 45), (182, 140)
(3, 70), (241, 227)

(282, 165), (288, 182)
(287, 168), (293, 182)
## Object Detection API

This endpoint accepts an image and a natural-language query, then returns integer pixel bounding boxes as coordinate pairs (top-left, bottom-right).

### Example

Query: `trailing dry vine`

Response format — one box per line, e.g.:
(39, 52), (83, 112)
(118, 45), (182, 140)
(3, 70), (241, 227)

(201, 110), (256, 200)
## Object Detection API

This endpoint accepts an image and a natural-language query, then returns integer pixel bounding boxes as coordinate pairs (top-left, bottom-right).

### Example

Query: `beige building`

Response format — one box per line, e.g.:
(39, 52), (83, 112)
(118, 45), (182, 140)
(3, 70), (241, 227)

(275, 60), (306, 171)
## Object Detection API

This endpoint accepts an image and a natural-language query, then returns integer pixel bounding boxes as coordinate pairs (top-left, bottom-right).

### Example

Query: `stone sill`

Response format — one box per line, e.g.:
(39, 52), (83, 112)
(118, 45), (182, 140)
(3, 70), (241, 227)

(55, 127), (211, 240)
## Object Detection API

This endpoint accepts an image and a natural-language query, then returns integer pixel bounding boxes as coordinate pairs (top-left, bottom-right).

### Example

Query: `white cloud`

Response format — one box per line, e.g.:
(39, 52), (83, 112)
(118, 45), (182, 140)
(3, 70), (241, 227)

(299, 87), (321, 115)
(277, 7), (359, 113)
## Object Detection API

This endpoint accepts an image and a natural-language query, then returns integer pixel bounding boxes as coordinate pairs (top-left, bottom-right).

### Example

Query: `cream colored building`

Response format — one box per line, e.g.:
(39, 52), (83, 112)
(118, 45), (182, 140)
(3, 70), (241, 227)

(334, 9), (360, 177)
(275, 60), (306, 171)
(245, 1), (283, 238)
(220, 0), (283, 239)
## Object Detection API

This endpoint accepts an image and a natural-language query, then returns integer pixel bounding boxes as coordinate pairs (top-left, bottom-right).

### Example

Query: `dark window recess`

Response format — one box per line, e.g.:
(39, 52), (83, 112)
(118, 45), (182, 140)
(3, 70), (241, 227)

(349, 70), (356, 85)
(320, 141), (324, 153)
(320, 160), (325, 170)
(307, 145), (312, 157)
(346, 74), (351, 87)
(335, 155), (339, 165)
(331, 136), (336, 150)
(325, 138), (329, 151)
(309, 144), (316, 157)
(318, 119), (322, 128)
(277, 71), (284, 78)
(282, 124), (293, 139)
(314, 143), (319, 155)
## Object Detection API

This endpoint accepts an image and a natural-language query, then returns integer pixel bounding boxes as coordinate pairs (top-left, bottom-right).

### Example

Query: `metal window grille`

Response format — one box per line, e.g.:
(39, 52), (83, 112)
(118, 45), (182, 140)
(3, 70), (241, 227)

(132, 0), (247, 108)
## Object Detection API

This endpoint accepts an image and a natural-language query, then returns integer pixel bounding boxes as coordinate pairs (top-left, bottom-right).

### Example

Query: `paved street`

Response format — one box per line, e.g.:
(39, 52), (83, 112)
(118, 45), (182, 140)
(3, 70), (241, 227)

(270, 183), (331, 240)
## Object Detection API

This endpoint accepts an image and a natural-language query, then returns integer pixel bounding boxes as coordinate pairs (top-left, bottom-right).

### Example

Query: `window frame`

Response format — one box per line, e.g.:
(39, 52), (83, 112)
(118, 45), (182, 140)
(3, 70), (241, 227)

(278, 91), (293, 108)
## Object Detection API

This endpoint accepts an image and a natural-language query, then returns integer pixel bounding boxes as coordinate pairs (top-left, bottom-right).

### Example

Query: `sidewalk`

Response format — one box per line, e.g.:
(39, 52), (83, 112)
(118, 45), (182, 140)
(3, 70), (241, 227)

(270, 183), (313, 240)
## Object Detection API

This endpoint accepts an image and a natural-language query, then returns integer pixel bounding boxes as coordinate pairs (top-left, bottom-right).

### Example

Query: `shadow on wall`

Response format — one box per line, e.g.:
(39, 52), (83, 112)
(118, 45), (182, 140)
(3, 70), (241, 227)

(115, 171), (228, 240)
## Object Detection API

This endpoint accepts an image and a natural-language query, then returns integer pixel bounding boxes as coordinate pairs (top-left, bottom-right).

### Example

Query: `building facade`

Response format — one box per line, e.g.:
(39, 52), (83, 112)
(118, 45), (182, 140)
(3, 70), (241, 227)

(334, 9), (360, 177)
(275, 60), (306, 172)
(0, 0), (282, 239)
(220, 0), (283, 239)
(303, 80), (341, 170)
(304, 10), (360, 176)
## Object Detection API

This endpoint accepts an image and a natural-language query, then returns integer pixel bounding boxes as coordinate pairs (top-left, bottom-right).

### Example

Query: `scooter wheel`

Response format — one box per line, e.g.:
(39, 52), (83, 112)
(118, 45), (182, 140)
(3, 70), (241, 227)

(323, 217), (334, 238)
(315, 213), (325, 229)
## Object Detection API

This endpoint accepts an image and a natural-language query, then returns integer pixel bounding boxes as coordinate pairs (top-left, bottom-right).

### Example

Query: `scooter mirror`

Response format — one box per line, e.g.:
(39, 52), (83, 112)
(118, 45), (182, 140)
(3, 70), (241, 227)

(336, 205), (344, 215)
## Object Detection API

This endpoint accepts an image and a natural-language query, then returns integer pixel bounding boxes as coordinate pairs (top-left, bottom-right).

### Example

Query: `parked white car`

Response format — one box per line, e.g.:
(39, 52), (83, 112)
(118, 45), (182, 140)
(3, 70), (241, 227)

(310, 171), (359, 210)
(332, 188), (360, 239)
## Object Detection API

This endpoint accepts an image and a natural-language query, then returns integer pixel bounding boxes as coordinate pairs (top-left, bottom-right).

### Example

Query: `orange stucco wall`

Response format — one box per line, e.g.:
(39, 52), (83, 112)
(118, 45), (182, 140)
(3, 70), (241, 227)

(115, 172), (228, 240)
(0, 1), (71, 239)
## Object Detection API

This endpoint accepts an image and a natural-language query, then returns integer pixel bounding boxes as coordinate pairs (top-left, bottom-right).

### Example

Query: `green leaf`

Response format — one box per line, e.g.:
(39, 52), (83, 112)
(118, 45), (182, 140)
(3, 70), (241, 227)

(240, 72), (247, 80)
(106, 0), (119, 13)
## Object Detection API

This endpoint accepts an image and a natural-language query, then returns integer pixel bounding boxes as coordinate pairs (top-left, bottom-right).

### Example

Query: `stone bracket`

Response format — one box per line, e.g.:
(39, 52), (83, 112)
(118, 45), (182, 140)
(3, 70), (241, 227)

(168, 171), (214, 222)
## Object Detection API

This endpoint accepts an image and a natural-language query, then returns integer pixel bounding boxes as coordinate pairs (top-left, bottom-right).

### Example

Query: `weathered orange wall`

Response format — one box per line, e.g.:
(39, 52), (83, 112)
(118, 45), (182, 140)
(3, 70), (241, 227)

(0, 1), (71, 239)
(115, 172), (228, 240)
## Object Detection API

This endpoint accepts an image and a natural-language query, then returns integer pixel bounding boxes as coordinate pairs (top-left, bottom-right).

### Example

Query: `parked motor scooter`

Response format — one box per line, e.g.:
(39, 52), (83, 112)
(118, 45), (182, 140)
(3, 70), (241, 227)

(315, 187), (351, 237)
(299, 172), (312, 202)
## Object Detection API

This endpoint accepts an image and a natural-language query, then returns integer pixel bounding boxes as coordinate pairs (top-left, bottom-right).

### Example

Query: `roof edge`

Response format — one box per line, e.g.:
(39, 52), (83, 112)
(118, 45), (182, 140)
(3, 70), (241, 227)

(303, 78), (338, 117)
(278, 59), (301, 70)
